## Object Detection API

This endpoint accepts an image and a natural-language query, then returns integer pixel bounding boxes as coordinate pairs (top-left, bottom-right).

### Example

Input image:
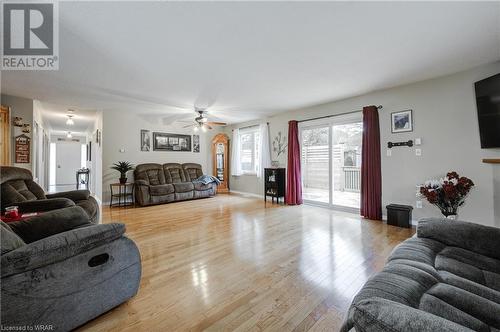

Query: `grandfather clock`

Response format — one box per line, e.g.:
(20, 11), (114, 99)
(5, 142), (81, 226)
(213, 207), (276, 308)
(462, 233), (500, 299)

(212, 133), (229, 193)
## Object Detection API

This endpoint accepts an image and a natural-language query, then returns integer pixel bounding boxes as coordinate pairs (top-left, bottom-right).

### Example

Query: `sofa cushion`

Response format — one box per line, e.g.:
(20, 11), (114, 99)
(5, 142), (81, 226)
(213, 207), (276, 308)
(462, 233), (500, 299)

(149, 184), (174, 196)
(134, 163), (165, 185)
(192, 182), (213, 191)
(6, 206), (91, 243)
(163, 163), (188, 183)
(182, 163), (203, 181)
(173, 182), (194, 193)
(0, 221), (25, 254)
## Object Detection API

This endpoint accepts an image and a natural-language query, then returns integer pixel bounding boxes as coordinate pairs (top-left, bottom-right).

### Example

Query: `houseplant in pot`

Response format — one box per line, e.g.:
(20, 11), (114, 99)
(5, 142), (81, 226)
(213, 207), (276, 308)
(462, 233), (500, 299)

(418, 171), (474, 219)
(111, 161), (134, 184)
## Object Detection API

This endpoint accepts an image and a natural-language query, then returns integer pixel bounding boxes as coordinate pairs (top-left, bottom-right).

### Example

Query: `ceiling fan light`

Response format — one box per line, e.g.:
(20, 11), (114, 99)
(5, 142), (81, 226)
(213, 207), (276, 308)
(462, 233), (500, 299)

(200, 117), (208, 123)
(66, 114), (74, 125)
(193, 126), (199, 132)
(67, 132), (72, 138)
(201, 125), (207, 132)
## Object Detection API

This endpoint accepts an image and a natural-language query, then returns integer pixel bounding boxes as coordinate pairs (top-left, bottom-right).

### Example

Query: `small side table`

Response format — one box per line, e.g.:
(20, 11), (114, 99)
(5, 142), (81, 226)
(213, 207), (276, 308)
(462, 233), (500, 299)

(76, 168), (90, 190)
(110, 183), (135, 208)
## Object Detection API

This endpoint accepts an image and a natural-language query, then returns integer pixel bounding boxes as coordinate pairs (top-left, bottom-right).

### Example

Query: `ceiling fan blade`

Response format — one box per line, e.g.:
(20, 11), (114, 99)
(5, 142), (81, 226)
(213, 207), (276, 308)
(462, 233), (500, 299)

(183, 124), (195, 128)
(206, 121), (227, 126)
(206, 125), (213, 130)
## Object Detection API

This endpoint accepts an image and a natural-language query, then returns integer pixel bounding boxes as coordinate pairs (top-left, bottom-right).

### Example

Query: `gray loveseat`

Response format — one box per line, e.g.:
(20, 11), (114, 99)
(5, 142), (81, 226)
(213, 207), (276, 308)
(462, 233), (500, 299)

(341, 218), (500, 331)
(134, 163), (216, 206)
(1, 208), (141, 331)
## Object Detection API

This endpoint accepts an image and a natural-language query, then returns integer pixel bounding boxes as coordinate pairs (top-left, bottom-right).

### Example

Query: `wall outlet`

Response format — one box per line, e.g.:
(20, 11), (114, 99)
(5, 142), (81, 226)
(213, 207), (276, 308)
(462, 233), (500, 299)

(416, 200), (423, 208)
(386, 149), (392, 157)
(415, 148), (422, 156)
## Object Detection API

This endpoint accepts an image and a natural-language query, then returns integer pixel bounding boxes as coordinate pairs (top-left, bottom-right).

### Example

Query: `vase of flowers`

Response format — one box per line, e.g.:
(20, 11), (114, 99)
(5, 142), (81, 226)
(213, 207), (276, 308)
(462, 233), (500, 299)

(418, 171), (474, 219)
(111, 161), (134, 184)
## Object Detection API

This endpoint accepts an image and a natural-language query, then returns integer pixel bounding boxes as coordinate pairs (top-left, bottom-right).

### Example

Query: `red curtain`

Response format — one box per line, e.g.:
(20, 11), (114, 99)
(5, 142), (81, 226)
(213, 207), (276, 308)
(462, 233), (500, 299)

(285, 120), (303, 205)
(361, 106), (382, 220)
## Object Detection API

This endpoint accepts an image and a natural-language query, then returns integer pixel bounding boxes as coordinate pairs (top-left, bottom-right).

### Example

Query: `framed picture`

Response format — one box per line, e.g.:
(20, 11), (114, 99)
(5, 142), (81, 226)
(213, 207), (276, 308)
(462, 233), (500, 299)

(193, 134), (200, 153)
(391, 110), (413, 133)
(153, 132), (191, 152)
(140, 130), (151, 151)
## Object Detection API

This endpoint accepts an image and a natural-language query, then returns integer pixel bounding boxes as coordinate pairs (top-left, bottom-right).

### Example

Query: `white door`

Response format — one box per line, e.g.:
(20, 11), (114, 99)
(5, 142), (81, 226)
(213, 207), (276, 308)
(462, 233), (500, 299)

(55, 142), (81, 185)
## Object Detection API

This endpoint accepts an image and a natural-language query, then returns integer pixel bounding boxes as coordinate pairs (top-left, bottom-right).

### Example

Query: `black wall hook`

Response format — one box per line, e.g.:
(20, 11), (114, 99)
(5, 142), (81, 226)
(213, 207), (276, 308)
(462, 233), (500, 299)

(388, 140), (413, 149)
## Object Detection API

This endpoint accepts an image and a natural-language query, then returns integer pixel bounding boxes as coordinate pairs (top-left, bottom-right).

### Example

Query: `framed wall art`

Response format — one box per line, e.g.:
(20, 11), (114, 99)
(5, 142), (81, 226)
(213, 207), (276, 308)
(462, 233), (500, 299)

(153, 132), (191, 152)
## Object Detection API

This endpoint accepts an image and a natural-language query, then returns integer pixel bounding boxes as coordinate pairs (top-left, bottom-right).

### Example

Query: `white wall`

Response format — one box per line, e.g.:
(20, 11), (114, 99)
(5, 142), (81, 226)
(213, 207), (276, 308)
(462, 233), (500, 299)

(226, 62), (500, 227)
(101, 110), (221, 203)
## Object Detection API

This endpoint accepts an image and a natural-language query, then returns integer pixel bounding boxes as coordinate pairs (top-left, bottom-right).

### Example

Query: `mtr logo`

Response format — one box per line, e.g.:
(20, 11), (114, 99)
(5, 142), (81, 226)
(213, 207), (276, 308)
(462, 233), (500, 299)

(2, 1), (59, 70)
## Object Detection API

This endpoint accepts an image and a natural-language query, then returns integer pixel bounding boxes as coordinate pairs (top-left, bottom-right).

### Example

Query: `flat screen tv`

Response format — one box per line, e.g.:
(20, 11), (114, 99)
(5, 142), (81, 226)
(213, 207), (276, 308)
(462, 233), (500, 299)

(475, 73), (500, 148)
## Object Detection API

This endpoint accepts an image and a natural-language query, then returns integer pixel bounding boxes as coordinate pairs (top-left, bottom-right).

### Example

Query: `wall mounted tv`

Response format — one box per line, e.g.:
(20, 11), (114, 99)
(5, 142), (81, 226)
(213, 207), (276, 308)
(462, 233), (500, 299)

(475, 73), (500, 148)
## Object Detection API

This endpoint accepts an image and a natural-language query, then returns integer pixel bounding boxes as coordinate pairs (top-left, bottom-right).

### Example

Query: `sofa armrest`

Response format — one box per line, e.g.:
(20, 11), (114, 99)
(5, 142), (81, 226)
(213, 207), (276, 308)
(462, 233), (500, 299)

(134, 180), (149, 186)
(342, 298), (474, 332)
(6, 206), (92, 243)
(417, 218), (500, 260)
(46, 189), (90, 201)
(1, 223), (126, 278)
(9, 198), (75, 213)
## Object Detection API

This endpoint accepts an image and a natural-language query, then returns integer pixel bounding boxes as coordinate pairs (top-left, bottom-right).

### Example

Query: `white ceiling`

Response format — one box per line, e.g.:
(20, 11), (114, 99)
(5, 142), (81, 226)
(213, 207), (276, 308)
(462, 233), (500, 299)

(2, 1), (500, 124)
(35, 101), (97, 136)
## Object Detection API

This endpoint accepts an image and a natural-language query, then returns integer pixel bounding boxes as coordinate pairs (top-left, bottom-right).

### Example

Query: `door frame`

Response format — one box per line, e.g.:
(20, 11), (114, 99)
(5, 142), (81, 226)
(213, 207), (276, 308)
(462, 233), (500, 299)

(299, 112), (362, 213)
(0, 105), (11, 165)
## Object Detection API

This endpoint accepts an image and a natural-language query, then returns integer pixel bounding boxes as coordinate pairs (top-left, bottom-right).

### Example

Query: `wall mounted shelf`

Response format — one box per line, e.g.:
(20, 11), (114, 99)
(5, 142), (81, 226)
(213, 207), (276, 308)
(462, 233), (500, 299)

(482, 159), (500, 164)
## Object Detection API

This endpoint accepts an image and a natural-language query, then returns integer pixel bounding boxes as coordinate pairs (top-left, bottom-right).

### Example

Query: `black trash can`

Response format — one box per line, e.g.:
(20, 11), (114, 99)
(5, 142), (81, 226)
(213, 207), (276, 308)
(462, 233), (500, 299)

(386, 204), (413, 228)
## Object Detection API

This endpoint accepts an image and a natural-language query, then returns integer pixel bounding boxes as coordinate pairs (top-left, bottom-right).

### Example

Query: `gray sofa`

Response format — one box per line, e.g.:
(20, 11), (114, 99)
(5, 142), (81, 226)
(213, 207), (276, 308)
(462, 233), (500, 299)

(341, 218), (500, 332)
(1, 207), (141, 331)
(1, 166), (99, 223)
(134, 163), (216, 206)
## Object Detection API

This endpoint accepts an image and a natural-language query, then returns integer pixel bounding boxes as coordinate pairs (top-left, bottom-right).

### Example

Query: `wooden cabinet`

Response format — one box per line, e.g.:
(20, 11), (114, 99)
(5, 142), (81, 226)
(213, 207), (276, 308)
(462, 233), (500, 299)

(212, 133), (229, 193)
(265, 168), (285, 204)
(0, 105), (10, 165)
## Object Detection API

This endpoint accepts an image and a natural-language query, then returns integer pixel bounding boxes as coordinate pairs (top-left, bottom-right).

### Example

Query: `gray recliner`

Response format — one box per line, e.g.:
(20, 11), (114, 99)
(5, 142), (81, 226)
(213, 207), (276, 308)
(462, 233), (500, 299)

(1, 208), (141, 331)
(1, 166), (99, 223)
(341, 218), (500, 332)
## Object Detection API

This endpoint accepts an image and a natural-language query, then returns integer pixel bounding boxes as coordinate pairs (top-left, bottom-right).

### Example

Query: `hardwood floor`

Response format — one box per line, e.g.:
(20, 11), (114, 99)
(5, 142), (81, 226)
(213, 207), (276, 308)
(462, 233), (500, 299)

(79, 193), (414, 332)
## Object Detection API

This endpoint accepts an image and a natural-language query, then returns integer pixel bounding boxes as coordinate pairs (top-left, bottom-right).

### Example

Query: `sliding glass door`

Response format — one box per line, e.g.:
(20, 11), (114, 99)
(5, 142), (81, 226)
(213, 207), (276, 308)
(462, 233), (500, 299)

(300, 114), (362, 211)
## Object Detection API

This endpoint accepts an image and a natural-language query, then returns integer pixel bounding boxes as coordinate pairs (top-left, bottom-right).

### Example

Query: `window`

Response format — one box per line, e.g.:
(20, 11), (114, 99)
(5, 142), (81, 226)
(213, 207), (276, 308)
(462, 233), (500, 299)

(239, 127), (260, 174)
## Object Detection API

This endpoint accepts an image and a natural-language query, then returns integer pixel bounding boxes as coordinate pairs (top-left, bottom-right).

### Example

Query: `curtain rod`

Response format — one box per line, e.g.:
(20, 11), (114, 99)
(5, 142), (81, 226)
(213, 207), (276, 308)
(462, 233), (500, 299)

(297, 105), (383, 123)
(232, 122), (269, 131)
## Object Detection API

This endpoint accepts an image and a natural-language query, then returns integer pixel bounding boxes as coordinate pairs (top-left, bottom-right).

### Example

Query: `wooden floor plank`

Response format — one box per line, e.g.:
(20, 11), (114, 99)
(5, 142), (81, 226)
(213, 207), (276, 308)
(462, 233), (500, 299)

(77, 194), (414, 331)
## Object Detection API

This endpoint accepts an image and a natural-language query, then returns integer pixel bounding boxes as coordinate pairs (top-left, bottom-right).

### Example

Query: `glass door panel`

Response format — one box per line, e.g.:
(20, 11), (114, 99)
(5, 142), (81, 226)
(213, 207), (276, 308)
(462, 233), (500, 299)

(300, 126), (330, 204)
(331, 122), (362, 209)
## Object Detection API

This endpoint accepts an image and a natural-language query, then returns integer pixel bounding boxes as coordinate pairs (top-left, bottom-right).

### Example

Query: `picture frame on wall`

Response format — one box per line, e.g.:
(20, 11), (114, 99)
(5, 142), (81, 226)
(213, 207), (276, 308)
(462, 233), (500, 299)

(140, 130), (151, 151)
(193, 134), (200, 153)
(391, 110), (413, 133)
(153, 132), (191, 152)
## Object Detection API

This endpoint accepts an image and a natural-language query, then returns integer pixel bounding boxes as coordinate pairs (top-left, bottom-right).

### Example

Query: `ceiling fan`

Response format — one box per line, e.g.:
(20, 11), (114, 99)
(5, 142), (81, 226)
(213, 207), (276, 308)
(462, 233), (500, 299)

(183, 108), (227, 132)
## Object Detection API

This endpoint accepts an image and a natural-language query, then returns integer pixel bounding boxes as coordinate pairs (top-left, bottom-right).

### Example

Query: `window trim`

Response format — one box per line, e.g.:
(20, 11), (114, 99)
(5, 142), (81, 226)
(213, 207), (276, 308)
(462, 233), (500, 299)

(238, 126), (260, 176)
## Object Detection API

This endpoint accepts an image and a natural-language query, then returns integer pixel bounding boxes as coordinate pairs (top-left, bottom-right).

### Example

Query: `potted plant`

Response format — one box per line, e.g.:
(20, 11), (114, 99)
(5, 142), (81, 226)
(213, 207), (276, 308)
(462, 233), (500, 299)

(418, 171), (474, 219)
(111, 161), (134, 184)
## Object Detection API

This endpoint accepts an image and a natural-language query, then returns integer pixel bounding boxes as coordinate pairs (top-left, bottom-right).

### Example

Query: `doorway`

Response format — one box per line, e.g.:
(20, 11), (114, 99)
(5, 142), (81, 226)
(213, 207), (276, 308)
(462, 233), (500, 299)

(49, 140), (86, 192)
(300, 113), (362, 212)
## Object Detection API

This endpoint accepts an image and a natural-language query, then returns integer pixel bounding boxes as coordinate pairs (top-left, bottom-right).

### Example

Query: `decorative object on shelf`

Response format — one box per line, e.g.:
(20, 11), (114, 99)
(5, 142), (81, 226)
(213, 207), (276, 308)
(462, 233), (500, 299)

(193, 134), (200, 153)
(13, 117), (23, 127)
(111, 161), (134, 184)
(387, 140), (413, 148)
(153, 132), (191, 151)
(418, 171), (474, 219)
(21, 123), (31, 134)
(391, 109), (413, 133)
(272, 131), (287, 167)
(212, 133), (229, 193)
(265, 168), (286, 204)
(14, 134), (30, 163)
(140, 129), (151, 151)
